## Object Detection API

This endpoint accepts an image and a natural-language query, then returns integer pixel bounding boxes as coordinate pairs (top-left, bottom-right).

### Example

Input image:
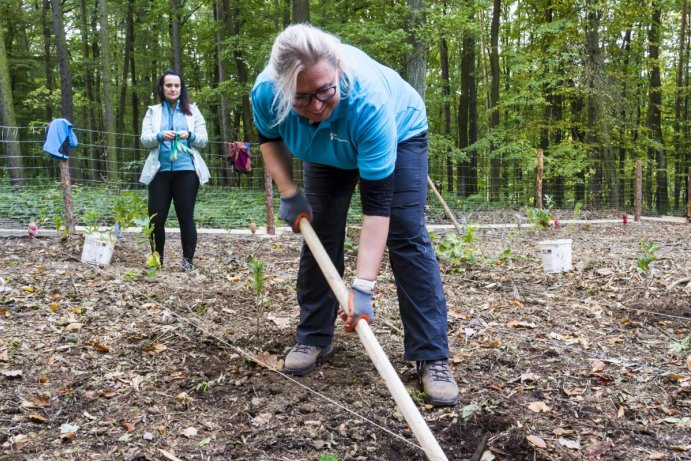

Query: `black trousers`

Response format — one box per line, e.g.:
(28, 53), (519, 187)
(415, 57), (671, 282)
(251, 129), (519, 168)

(148, 170), (199, 262)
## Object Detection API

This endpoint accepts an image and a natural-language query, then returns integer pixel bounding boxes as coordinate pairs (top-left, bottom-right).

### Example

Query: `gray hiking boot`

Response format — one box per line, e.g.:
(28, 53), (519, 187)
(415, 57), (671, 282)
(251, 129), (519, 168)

(417, 360), (459, 406)
(180, 258), (193, 271)
(284, 343), (333, 375)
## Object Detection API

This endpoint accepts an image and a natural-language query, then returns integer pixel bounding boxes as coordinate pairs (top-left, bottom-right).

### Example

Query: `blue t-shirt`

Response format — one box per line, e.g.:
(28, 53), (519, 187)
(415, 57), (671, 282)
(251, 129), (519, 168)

(251, 45), (427, 180)
(158, 100), (194, 172)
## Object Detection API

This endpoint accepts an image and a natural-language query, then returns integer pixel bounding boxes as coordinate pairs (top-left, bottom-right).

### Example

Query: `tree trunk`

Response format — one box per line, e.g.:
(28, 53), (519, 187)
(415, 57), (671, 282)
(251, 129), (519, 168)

(79, 0), (97, 180)
(41, 0), (53, 122)
(292, 0), (309, 23)
(217, 0), (234, 187)
(488, 0), (500, 201)
(171, 0), (182, 72)
(648, 1), (667, 213)
(0, 26), (24, 186)
(673, 0), (687, 209)
(404, 0), (427, 99)
(98, 0), (117, 182)
(50, 0), (73, 122)
(116, 0), (134, 161)
(440, 29), (453, 193)
(457, 28), (470, 197)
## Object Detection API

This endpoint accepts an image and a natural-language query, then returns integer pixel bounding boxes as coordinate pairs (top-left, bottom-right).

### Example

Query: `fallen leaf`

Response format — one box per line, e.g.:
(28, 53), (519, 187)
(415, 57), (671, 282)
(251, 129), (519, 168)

(559, 438), (581, 449)
(199, 437), (212, 447)
(22, 286), (35, 292)
(251, 412), (273, 427)
(60, 432), (76, 442)
(267, 314), (291, 328)
(143, 432), (154, 441)
(617, 406), (625, 418)
(28, 414), (47, 423)
(520, 372), (540, 382)
(143, 343), (167, 354)
(596, 268), (614, 276)
(90, 342), (110, 353)
(6, 434), (29, 450)
(687, 354), (690, 372)
(50, 303), (60, 311)
(510, 299), (524, 308)
(0, 350), (8, 361)
(528, 401), (551, 413)
(553, 427), (572, 436)
(585, 440), (612, 458)
(130, 374), (144, 392)
(589, 359), (606, 375)
(121, 421), (135, 432)
(65, 323), (83, 332)
(39, 376), (49, 384)
(480, 339), (502, 349)
(480, 450), (496, 461)
(31, 395), (50, 407)
(253, 351), (283, 371)
(59, 423), (79, 434)
(2, 369), (22, 379)
(175, 392), (191, 404)
(527, 434), (547, 448)
(671, 445), (691, 452)
(0, 309), (9, 317)
(507, 320), (536, 329)
(648, 453), (664, 460)
(182, 426), (198, 438)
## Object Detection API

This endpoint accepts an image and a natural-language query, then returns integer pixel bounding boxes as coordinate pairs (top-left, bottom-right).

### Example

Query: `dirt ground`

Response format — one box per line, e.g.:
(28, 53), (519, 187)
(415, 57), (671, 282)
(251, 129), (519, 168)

(1, 217), (690, 461)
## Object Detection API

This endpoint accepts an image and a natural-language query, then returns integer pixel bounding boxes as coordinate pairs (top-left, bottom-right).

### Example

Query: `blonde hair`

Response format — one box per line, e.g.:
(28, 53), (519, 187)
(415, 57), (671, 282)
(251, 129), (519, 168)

(268, 24), (352, 125)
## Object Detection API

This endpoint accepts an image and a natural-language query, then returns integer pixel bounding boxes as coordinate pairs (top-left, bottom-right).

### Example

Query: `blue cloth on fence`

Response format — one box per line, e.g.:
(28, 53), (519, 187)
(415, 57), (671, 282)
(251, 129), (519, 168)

(43, 118), (78, 160)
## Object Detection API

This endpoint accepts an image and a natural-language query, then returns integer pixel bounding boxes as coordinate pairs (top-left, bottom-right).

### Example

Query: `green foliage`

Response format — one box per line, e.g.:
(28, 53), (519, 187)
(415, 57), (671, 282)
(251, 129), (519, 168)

(637, 240), (659, 274)
(52, 215), (68, 238)
(83, 209), (102, 235)
(434, 226), (478, 269)
(196, 379), (216, 393)
(461, 403), (481, 421)
(668, 334), (691, 353)
(318, 455), (340, 461)
(112, 191), (147, 230)
(528, 208), (552, 228)
(249, 257), (266, 338)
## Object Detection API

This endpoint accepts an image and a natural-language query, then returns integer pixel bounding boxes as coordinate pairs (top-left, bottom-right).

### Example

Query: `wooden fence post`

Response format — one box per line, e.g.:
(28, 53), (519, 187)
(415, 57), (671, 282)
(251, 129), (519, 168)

(535, 148), (543, 209)
(635, 160), (642, 222)
(264, 169), (275, 235)
(687, 167), (691, 222)
(59, 160), (76, 233)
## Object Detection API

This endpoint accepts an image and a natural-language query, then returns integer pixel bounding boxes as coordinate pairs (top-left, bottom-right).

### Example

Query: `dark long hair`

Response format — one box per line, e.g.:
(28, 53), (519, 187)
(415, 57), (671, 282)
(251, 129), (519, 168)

(156, 69), (192, 115)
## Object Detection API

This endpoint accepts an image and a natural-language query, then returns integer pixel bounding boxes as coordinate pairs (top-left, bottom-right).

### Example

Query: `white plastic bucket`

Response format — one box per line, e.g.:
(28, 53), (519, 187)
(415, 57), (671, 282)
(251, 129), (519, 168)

(538, 239), (573, 273)
(81, 232), (115, 265)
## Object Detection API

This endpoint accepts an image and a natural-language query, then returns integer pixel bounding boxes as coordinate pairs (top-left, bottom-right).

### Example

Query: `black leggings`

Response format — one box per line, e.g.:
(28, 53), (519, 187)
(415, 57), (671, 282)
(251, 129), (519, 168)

(148, 170), (199, 262)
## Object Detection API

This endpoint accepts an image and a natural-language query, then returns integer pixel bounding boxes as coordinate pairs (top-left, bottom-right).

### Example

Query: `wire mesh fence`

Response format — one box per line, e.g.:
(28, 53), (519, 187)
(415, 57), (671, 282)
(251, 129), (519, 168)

(1, 125), (689, 232)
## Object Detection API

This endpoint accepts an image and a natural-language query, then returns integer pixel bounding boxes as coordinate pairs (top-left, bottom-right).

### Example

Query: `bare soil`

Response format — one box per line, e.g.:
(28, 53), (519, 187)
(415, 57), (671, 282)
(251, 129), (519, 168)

(1, 219), (690, 460)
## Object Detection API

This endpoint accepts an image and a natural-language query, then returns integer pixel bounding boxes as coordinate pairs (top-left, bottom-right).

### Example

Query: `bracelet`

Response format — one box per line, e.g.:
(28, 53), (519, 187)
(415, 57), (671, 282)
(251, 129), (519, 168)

(353, 277), (376, 290)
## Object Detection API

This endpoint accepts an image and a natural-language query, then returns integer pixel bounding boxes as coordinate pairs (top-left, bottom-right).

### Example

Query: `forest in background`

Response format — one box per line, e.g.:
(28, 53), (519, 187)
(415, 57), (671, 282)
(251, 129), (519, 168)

(0, 0), (689, 215)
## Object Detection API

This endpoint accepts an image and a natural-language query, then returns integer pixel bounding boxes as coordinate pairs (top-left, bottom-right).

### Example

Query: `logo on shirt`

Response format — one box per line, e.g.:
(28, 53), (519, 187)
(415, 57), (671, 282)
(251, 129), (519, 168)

(330, 132), (348, 143)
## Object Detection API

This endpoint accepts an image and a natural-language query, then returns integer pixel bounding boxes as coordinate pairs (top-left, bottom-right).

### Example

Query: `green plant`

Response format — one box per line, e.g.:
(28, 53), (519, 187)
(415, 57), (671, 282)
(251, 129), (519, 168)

(461, 403), (481, 421)
(83, 209), (102, 235)
(318, 454), (340, 461)
(53, 215), (69, 238)
(669, 334), (691, 353)
(637, 240), (660, 275)
(196, 304), (209, 315)
(528, 207), (552, 229)
(196, 379), (216, 393)
(112, 191), (147, 233)
(249, 258), (266, 337)
(434, 226), (478, 270)
(572, 201), (583, 220)
(136, 214), (160, 277)
(123, 271), (140, 282)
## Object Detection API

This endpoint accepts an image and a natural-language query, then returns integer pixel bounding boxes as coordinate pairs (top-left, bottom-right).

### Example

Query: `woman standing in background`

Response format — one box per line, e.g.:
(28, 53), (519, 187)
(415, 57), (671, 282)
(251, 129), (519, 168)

(140, 69), (209, 271)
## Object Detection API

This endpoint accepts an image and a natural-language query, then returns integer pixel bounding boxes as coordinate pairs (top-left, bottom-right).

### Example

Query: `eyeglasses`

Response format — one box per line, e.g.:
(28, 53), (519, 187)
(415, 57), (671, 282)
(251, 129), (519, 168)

(292, 85), (338, 108)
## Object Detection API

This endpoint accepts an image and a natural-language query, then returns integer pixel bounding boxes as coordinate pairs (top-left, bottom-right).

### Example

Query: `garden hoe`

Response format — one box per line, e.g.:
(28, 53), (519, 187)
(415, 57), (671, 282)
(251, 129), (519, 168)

(298, 219), (448, 461)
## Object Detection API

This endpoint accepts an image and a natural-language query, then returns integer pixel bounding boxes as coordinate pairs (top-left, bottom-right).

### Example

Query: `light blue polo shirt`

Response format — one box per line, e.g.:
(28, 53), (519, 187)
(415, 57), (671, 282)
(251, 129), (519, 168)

(251, 44), (427, 180)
